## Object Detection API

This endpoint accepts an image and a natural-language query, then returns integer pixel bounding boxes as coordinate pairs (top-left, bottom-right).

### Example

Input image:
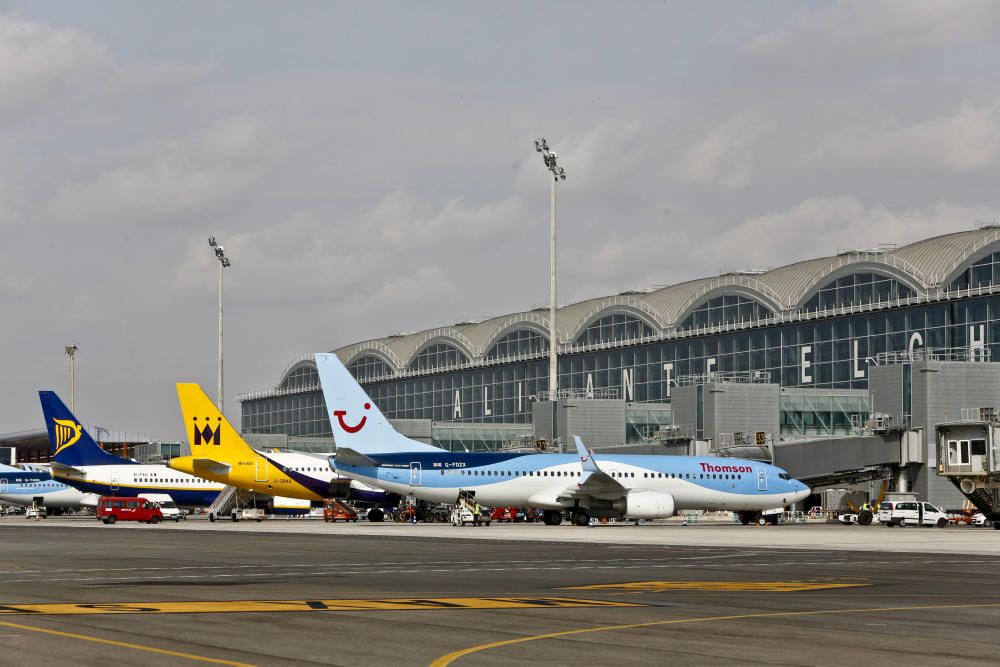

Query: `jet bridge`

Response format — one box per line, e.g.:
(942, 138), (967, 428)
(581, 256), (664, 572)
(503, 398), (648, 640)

(936, 408), (1000, 528)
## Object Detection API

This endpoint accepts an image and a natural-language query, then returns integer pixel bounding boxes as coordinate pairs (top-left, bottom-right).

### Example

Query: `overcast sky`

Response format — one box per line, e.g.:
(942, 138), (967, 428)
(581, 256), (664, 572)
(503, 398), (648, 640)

(2, 1), (999, 440)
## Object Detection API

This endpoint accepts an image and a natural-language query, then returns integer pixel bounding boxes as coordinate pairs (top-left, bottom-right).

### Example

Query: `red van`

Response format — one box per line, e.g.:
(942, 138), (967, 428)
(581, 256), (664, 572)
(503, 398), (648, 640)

(97, 496), (164, 524)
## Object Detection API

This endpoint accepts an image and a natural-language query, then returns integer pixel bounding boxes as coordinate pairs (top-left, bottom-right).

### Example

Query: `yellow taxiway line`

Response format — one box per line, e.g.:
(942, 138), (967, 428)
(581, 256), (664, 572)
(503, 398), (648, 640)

(0, 596), (639, 616)
(563, 581), (868, 592)
(430, 601), (1000, 666)
(0, 620), (253, 666)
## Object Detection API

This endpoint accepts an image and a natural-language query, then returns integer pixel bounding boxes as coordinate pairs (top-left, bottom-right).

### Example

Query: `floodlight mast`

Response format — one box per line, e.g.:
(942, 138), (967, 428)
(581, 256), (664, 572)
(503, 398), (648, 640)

(64, 345), (78, 411)
(208, 237), (231, 414)
(534, 138), (566, 400)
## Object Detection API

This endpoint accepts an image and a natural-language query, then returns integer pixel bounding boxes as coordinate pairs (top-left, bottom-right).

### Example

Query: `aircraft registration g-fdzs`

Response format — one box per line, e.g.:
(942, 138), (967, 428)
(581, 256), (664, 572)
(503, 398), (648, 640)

(167, 383), (393, 509)
(315, 352), (811, 526)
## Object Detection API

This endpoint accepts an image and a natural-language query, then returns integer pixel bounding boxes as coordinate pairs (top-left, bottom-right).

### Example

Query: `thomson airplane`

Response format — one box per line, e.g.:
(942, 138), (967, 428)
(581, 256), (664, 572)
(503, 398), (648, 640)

(0, 462), (98, 510)
(316, 352), (811, 526)
(167, 383), (395, 515)
(40, 391), (224, 506)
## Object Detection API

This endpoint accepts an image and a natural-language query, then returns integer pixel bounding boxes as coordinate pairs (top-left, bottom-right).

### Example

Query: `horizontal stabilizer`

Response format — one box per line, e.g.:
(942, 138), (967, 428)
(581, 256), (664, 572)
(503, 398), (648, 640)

(190, 458), (232, 475)
(49, 461), (85, 476)
(330, 448), (380, 469)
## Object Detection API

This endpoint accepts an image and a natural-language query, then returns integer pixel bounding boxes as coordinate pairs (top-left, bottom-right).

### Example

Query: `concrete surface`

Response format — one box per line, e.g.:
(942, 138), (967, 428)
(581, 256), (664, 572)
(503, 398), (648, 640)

(2, 520), (1000, 665)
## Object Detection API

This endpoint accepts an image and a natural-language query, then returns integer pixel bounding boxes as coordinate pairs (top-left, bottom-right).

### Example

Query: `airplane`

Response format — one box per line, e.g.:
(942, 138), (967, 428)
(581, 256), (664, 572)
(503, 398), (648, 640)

(0, 462), (98, 511)
(39, 391), (224, 506)
(315, 352), (812, 526)
(167, 383), (397, 517)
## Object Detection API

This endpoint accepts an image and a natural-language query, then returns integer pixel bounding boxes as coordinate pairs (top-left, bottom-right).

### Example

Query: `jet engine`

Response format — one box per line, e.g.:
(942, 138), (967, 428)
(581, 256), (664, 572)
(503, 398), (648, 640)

(613, 490), (676, 519)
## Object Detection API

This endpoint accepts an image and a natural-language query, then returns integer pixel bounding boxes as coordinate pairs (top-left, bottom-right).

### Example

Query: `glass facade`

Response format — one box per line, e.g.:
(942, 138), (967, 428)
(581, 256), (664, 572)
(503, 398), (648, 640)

(347, 354), (393, 381)
(486, 329), (547, 360)
(575, 314), (653, 345)
(242, 295), (1000, 438)
(951, 251), (1000, 290)
(680, 295), (772, 330)
(802, 273), (914, 312)
(408, 343), (468, 372)
(280, 364), (318, 390)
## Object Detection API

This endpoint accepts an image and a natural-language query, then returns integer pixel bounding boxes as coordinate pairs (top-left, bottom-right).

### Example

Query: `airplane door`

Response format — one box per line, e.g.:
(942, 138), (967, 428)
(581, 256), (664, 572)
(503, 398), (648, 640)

(756, 468), (767, 491)
(0, 479), (7, 496)
(110, 472), (119, 492)
(254, 457), (268, 482)
(409, 462), (422, 486)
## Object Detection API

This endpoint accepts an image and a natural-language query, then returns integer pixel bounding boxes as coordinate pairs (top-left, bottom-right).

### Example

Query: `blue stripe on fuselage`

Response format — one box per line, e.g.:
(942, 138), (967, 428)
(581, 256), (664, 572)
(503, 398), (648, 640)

(52, 476), (220, 506)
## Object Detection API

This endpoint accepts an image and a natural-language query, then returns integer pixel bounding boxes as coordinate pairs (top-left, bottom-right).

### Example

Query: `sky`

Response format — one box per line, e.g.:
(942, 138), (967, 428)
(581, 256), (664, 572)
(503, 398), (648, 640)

(1, 1), (999, 440)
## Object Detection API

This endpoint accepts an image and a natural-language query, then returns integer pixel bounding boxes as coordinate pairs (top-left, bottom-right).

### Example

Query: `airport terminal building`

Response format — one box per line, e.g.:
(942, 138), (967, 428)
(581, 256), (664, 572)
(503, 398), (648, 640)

(241, 227), (1000, 444)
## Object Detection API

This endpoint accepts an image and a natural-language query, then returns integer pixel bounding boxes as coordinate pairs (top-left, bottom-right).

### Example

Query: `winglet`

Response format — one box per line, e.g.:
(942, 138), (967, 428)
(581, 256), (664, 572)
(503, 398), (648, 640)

(573, 434), (604, 487)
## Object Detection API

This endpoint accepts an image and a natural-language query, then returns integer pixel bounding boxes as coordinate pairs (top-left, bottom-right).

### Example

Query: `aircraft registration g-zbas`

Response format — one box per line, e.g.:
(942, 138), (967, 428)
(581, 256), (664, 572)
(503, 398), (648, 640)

(316, 353), (811, 526)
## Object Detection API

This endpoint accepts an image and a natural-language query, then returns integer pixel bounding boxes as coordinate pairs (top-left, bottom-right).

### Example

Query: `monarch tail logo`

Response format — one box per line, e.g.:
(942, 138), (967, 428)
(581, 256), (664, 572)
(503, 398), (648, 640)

(53, 418), (83, 455)
(192, 417), (222, 446)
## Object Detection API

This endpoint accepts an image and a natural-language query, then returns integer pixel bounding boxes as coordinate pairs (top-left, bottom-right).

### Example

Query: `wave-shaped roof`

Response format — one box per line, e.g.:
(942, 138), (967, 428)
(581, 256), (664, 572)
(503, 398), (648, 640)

(308, 226), (1000, 379)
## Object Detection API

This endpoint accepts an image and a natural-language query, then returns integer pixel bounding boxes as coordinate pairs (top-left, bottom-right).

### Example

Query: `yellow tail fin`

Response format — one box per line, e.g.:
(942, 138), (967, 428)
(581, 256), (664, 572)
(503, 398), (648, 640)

(176, 383), (256, 460)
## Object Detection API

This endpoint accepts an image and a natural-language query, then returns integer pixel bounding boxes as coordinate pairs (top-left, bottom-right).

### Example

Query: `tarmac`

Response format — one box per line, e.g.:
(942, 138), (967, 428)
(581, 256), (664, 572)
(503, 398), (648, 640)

(2, 516), (1000, 665)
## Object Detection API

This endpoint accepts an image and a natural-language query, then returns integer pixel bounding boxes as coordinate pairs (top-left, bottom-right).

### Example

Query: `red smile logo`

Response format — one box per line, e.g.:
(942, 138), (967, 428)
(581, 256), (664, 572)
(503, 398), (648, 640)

(334, 403), (370, 433)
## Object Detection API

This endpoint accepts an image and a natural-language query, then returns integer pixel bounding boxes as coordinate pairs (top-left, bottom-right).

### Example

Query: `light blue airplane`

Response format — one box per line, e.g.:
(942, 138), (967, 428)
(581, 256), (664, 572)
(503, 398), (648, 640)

(0, 462), (98, 511)
(316, 353), (811, 526)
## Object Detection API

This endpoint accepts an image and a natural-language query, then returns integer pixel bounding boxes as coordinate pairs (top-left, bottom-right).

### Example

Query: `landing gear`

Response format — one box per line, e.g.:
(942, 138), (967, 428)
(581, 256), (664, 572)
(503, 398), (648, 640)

(543, 510), (562, 526)
(572, 511), (590, 527)
(738, 511), (757, 525)
(367, 508), (385, 523)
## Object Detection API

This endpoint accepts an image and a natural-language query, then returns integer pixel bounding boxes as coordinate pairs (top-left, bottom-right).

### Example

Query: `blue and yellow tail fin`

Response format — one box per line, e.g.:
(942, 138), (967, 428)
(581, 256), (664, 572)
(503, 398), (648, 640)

(38, 391), (125, 467)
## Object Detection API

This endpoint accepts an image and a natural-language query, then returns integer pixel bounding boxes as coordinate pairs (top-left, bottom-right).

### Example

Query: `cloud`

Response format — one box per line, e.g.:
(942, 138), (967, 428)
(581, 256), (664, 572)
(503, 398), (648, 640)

(819, 101), (1000, 173)
(675, 114), (763, 188)
(49, 116), (275, 224)
(704, 197), (1000, 270)
(0, 13), (112, 111)
(748, 0), (1000, 61)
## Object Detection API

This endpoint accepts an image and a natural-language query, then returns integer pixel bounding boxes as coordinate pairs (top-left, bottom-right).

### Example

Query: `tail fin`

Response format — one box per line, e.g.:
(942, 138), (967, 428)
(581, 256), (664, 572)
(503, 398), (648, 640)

(176, 383), (259, 461)
(38, 391), (126, 467)
(314, 353), (439, 454)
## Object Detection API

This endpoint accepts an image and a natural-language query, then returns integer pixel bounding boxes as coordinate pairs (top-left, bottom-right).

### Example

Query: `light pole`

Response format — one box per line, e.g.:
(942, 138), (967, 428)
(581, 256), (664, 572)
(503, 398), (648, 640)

(64, 345), (78, 411)
(208, 237), (231, 414)
(534, 138), (566, 398)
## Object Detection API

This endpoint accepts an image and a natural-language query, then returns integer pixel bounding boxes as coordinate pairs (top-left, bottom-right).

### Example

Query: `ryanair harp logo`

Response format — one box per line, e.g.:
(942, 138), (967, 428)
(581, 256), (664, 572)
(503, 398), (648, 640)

(192, 417), (222, 446)
(53, 418), (83, 455)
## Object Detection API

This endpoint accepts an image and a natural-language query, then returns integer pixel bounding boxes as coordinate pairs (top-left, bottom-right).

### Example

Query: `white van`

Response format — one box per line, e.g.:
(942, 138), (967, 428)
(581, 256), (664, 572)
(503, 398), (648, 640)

(878, 500), (949, 528)
(138, 494), (184, 522)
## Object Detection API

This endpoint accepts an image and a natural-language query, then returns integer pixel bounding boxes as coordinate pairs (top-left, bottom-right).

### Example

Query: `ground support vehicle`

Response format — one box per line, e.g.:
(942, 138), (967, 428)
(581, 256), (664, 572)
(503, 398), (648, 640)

(234, 507), (264, 522)
(490, 507), (518, 522)
(323, 499), (358, 522)
(97, 497), (164, 524)
(25, 507), (47, 519)
(138, 493), (184, 522)
(878, 500), (950, 527)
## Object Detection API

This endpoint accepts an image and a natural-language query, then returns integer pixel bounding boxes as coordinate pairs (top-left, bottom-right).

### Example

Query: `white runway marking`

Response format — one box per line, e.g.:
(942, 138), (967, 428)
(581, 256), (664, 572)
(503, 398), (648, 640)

(3, 556), (997, 585)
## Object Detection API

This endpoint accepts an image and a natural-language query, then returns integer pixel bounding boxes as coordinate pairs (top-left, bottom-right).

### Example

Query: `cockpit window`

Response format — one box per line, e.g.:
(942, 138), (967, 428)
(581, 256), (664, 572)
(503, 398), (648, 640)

(778, 473), (791, 480)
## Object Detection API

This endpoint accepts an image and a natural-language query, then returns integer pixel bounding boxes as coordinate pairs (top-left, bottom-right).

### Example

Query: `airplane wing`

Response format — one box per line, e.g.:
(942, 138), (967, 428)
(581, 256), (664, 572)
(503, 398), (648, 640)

(558, 435), (627, 502)
(189, 458), (232, 475)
